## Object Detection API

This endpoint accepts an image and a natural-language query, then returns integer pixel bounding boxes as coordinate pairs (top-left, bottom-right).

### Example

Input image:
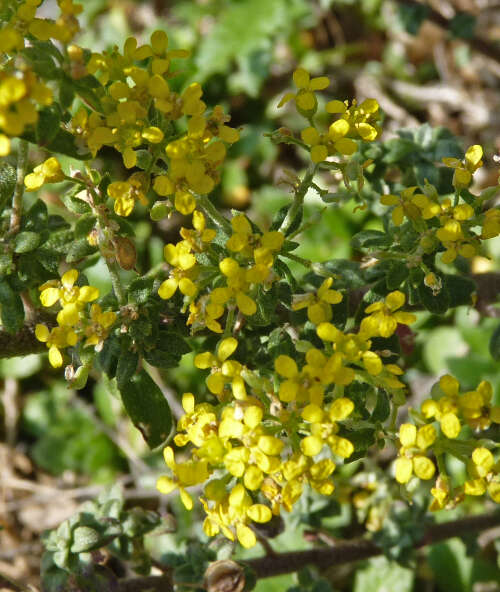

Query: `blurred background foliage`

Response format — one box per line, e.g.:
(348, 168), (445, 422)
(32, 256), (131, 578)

(1, 0), (499, 590)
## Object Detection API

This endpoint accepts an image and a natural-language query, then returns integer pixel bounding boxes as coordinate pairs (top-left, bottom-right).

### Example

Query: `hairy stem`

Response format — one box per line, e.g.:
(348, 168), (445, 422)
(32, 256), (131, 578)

(279, 168), (315, 235)
(106, 259), (126, 306)
(197, 194), (232, 234)
(8, 139), (29, 236)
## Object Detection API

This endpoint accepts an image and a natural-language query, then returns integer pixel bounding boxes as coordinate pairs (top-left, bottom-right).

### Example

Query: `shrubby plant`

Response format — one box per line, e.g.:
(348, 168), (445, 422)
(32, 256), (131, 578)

(1, 1), (500, 590)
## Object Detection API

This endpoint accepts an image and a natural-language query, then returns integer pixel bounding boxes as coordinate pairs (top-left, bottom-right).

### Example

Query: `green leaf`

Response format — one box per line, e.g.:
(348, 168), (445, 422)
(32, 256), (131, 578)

(67, 238), (97, 263)
(372, 390), (390, 423)
(490, 323), (500, 362)
(319, 259), (366, 291)
(22, 128), (91, 160)
(354, 557), (414, 592)
(444, 274), (476, 308)
(0, 279), (24, 333)
(59, 76), (75, 110)
(119, 369), (173, 449)
(381, 138), (416, 164)
(74, 214), (96, 238)
(428, 540), (472, 592)
(397, 2), (429, 35)
(450, 12), (476, 39)
(144, 331), (190, 369)
(24, 199), (48, 231)
(418, 282), (450, 314)
(36, 106), (62, 145)
(0, 162), (16, 211)
(98, 335), (121, 378)
(386, 261), (409, 290)
(72, 75), (104, 112)
(22, 45), (60, 79)
(70, 526), (101, 553)
(14, 230), (41, 253)
(128, 277), (154, 304)
(116, 349), (139, 388)
(45, 229), (74, 253)
(351, 230), (391, 251)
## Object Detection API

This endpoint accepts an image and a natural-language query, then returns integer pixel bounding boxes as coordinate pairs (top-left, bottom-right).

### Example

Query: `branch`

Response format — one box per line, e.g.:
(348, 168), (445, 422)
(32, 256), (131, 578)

(244, 511), (500, 579)
(118, 575), (173, 592)
(0, 312), (55, 358)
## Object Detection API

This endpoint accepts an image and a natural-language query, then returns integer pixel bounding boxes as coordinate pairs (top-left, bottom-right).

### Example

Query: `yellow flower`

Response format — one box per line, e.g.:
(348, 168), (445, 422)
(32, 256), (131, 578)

(394, 423), (436, 484)
(300, 125), (357, 161)
(442, 145), (483, 188)
(360, 291), (416, 338)
(226, 214), (284, 266)
(83, 304), (117, 349)
(194, 337), (247, 400)
(278, 68), (329, 115)
(201, 484), (272, 548)
(481, 208), (500, 240)
(35, 324), (78, 368)
(157, 446), (209, 510)
(39, 269), (99, 326)
(380, 187), (436, 227)
(292, 277), (343, 325)
(300, 400), (354, 459)
(158, 240), (197, 300)
(107, 172), (149, 217)
(461, 380), (500, 430)
(326, 98), (380, 142)
(217, 258), (257, 316)
(24, 157), (64, 191)
(180, 210), (216, 251)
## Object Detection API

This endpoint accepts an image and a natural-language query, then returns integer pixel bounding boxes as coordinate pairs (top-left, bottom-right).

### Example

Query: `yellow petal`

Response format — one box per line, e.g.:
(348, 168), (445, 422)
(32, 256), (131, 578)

(217, 337), (238, 361)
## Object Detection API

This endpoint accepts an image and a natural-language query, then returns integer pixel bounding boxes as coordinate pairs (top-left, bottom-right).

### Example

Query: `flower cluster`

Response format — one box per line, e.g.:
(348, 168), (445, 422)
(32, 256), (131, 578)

(278, 68), (380, 162)
(0, 0), (84, 155)
(157, 288), (419, 546)
(64, 32), (240, 218)
(157, 376), (356, 548)
(0, 69), (52, 156)
(395, 374), (500, 508)
(158, 211), (285, 333)
(35, 270), (116, 367)
(380, 153), (500, 263)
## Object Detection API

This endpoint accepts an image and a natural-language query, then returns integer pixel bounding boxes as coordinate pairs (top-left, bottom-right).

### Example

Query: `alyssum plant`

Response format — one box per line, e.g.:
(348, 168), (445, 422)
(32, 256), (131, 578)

(1, 1), (500, 590)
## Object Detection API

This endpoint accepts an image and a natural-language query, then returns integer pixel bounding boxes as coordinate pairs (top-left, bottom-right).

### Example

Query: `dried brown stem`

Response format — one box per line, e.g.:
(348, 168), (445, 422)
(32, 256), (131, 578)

(244, 511), (500, 579)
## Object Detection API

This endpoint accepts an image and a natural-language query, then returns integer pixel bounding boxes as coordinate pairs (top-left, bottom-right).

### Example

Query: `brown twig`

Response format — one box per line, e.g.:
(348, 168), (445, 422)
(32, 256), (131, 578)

(117, 574), (173, 592)
(244, 511), (500, 579)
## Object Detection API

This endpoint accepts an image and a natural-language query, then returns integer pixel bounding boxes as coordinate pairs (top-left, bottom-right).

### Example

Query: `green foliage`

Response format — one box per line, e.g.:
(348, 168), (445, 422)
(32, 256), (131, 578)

(118, 369), (173, 449)
(22, 385), (125, 478)
(42, 485), (163, 590)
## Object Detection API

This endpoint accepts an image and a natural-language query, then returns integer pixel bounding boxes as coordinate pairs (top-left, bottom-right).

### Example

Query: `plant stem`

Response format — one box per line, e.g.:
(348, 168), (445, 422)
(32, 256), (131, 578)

(106, 259), (126, 306)
(224, 306), (236, 336)
(197, 194), (232, 234)
(244, 511), (500, 579)
(8, 139), (28, 236)
(279, 168), (315, 235)
(281, 252), (313, 269)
